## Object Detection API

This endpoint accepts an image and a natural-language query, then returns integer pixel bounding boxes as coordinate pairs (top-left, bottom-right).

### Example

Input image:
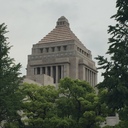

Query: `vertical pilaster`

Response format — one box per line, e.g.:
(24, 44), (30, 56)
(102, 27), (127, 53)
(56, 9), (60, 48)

(88, 70), (90, 84)
(90, 70), (92, 85)
(87, 68), (89, 82)
(51, 66), (53, 77)
(92, 72), (94, 87)
(93, 72), (95, 87)
(95, 73), (97, 86)
(86, 68), (88, 82)
(61, 65), (64, 78)
(45, 67), (48, 75)
(56, 66), (58, 83)
(64, 63), (69, 77)
(85, 68), (87, 81)
(79, 65), (85, 80)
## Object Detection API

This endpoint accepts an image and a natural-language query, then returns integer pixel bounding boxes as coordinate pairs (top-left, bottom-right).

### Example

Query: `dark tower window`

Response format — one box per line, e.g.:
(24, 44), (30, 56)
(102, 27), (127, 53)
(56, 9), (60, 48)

(77, 47), (80, 51)
(63, 45), (67, 51)
(42, 67), (45, 74)
(53, 66), (56, 83)
(51, 47), (55, 52)
(47, 66), (51, 76)
(40, 48), (43, 53)
(37, 67), (40, 74)
(46, 48), (49, 52)
(57, 46), (61, 51)
(58, 65), (61, 82)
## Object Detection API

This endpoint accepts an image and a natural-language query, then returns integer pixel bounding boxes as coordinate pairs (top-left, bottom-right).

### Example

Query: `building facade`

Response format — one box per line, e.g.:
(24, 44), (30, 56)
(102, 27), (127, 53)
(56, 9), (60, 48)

(26, 16), (97, 86)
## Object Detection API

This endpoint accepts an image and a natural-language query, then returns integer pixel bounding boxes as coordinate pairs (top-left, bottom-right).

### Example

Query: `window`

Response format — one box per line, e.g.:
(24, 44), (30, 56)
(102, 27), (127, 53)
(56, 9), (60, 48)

(42, 67), (45, 74)
(77, 47), (80, 51)
(53, 66), (56, 83)
(46, 48), (49, 52)
(58, 65), (61, 81)
(40, 48), (43, 53)
(63, 45), (67, 51)
(37, 67), (40, 74)
(57, 46), (61, 51)
(51, 47), (55, 52)
(47, 66), (51, 76)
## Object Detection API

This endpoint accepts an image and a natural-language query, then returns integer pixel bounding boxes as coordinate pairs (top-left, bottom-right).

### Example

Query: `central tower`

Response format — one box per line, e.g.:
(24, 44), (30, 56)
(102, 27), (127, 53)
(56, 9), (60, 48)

(26, 16), (97, 86)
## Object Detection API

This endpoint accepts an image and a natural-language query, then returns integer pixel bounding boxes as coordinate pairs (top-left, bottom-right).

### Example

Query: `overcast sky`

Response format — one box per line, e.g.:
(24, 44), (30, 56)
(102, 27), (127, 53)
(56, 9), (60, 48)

(0, 0), (117, 82)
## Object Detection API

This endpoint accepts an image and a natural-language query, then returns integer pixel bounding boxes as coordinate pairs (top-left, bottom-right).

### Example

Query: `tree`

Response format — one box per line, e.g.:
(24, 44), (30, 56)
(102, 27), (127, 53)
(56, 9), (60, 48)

(0, 23), (22, 127)
(95, 0), (128, 119)
(20, 83), (58, 128)
(55, 77), (106, 128)
(20, 78), (107, 128)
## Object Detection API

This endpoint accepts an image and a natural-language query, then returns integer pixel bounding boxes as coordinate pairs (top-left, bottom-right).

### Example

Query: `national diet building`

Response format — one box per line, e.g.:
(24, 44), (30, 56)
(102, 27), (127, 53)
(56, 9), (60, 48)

(26, 16), (97, 86)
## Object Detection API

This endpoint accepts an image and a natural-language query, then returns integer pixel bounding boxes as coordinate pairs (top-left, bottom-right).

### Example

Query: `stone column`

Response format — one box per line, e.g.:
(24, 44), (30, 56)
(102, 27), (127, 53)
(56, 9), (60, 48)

(61, 65), (64, 78)
(51, 66), (53, 77)
(64, 63), (69, 77)
(40, 67), (42, 74)
(86, 68), (88, 82)
(93, 72), (95, 87)
(88, 69), (90, 83)
(45, 67), (48, 75)
(91, 71), (93, 86)
(90, 70), (92, 86)
(95, 73), (97, 86)
(79, 64), (85, 80)
(56, 66), (58, 83)
(85, 68), (87, 81)
(87, 68), (89, 83)
(90, 70), (92, 85)
(92, 72), (94, 87)
(34, 68), (36, 75)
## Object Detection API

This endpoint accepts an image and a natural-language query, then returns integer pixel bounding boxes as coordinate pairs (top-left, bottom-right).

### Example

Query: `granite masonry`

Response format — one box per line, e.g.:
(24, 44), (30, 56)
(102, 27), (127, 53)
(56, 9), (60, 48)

(26, 16), (97, 86)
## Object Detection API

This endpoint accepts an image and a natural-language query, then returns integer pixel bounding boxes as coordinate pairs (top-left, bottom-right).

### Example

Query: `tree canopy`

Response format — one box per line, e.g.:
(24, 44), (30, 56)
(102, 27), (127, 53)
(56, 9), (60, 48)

(95, 0), (128, 121)
(20, 83), (58, 128)
(56, 78), (106, 128)
(20, 78), (106, 128)
(0, 23), (22, 127)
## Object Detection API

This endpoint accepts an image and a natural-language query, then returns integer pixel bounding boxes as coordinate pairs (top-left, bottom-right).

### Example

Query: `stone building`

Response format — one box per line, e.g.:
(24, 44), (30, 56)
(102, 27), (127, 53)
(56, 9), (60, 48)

(26, 16), (97, 86)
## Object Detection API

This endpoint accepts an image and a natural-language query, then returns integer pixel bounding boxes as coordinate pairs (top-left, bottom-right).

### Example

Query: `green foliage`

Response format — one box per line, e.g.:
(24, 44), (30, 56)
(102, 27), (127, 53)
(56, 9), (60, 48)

(114, 120), (128, 128)
(21, 83), (58, 127)
(95, 0), (128, 112)
(56, 77), (106, 128)
(0, 23), (22, 126)
(21, 78), (106, 128)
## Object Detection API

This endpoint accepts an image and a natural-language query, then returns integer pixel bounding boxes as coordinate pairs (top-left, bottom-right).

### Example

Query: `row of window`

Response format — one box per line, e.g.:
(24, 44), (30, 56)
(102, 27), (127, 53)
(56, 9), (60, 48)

(77, 47), (89, 57)
(40, 45), (67, 53)
(34, 66), (63, 83)
(57, 21), (65, 26)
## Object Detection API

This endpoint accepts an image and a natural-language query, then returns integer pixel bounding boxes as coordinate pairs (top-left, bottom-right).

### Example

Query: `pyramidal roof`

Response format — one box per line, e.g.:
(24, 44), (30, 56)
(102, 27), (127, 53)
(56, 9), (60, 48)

(38, 16), (84, 45)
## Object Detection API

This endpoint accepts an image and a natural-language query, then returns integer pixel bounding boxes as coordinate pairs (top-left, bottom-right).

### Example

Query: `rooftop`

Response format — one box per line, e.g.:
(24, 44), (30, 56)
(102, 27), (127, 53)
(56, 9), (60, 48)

(38, 16), (84, 46)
